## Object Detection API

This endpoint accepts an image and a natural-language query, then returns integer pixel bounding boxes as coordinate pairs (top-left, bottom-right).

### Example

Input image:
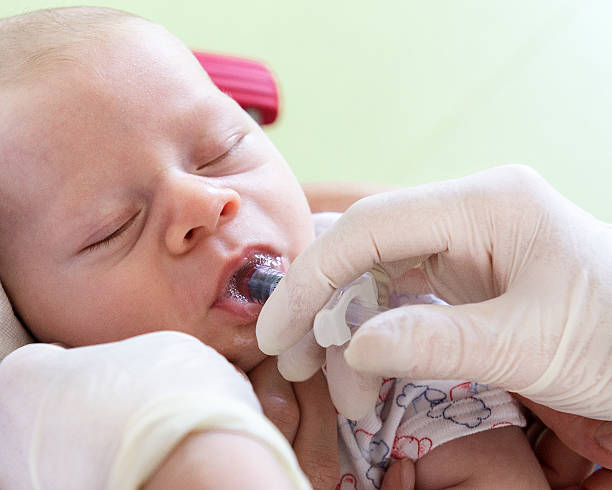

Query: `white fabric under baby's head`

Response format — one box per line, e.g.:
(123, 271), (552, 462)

(0, 281), (33, 361)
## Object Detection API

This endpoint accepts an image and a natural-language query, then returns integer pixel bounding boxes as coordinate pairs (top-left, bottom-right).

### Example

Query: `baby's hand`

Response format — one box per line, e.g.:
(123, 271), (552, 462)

(249, 357), (340, 489)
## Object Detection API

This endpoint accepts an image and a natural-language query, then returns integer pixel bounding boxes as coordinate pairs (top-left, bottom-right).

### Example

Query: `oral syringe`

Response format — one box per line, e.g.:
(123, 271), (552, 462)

(238, 265), (388, 347)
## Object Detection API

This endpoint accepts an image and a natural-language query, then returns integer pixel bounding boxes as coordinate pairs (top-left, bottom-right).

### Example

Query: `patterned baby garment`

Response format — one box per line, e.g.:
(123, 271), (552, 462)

(333, 294), (526, 490)
(335, 378), (524, 489)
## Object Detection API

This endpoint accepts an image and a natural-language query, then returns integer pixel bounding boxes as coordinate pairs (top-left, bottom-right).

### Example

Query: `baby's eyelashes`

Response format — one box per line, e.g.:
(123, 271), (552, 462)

(82, 210), (141, 254)
(194, 132), (247, 174)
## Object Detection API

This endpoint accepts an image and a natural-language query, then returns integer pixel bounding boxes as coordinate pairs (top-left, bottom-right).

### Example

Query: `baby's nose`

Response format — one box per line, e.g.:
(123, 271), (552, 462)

(164, 176), (241, 255)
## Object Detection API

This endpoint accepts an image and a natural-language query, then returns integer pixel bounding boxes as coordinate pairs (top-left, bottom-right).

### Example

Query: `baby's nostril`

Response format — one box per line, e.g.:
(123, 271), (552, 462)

(184, 229), (194, 241)
(221, 199), (239, 217)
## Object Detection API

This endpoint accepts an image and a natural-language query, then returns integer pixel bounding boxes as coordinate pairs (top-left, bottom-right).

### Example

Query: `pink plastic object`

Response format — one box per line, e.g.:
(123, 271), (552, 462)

(193, 51), (280, 125)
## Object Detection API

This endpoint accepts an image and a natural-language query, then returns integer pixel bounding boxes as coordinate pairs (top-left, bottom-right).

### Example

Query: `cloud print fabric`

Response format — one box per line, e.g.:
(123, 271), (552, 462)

(333, 293), (525, 490)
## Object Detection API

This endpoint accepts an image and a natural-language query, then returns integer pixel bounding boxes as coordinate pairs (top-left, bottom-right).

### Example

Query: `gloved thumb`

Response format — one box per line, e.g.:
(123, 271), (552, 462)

(325, 344), (381, 420)
(277, 330), (325, 382)
(343, 294), (545, 393)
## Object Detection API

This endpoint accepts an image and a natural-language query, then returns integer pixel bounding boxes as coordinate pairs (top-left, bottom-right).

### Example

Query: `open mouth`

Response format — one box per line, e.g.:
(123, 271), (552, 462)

(226, 252), (283, 303)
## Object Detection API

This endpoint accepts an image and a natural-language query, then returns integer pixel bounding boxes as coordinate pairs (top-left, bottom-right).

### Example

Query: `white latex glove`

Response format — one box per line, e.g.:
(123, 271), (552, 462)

(0, 331), (308, 490)
(257, 165), (612, 420)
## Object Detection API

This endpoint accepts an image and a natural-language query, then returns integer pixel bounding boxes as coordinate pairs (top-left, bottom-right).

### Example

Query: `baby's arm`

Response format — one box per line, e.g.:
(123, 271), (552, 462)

(143, 431), (297, 490)
(414, 426), (549, 489)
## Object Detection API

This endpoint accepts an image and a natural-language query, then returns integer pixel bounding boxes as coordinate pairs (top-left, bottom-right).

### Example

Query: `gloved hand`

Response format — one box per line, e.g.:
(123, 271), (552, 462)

(0, 331), (307, 490)
(257, 165), (612, 423)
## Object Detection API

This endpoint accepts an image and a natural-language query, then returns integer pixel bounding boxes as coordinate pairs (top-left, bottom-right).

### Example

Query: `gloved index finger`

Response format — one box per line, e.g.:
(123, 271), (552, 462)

(256, 165), (543, 356)
(256, 180), (460, 355)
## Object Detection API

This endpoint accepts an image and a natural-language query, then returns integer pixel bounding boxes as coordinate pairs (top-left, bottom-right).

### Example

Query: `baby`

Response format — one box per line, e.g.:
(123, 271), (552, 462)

(0, 7), (549, 489)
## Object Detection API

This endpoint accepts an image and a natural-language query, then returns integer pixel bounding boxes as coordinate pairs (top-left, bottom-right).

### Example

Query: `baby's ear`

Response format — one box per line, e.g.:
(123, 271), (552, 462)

(0, 282), (33, 361)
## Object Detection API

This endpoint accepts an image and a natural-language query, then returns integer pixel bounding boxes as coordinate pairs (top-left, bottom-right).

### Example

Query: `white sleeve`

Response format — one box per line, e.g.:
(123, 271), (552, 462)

(0, 332), (310, 490)
(110, 393), (310, 490)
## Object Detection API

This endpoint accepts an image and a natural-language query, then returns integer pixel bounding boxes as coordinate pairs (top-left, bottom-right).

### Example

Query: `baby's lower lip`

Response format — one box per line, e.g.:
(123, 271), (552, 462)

(212, 252), (283, 322)
(212, 294), (263, 322)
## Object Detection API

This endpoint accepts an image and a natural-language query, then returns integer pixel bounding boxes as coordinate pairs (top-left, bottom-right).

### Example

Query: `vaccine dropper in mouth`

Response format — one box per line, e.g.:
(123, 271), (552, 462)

(236, 264), (284, 305)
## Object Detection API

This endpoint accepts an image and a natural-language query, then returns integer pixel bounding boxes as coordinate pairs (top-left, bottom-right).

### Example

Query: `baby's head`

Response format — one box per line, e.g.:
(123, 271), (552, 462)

(0, 7), (314, 371)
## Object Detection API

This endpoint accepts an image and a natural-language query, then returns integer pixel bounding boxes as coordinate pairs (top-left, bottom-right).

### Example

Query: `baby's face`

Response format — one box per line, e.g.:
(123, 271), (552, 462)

(0, 21), (314, 372)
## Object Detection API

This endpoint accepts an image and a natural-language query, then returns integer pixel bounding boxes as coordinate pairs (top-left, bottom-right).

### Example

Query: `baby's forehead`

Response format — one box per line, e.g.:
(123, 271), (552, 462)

(0, 9), (188, 89)
(0, 67), (222, 224)
(0, 8), (226, 217)
(0, 17), (213, 134)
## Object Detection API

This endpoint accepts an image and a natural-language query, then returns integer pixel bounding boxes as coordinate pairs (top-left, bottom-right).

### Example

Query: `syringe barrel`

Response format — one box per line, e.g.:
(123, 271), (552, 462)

(248, 266), (387, 327)
(247, 266), (284, 304)
(345, 299), (388, 328)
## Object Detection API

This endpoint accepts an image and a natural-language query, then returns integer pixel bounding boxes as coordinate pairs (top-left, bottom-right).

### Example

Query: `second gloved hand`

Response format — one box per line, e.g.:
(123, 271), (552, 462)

(0, 331), (307, 490)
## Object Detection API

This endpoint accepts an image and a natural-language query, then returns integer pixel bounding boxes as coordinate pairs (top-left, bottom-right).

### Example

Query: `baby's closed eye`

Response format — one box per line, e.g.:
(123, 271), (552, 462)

(82, 210), (141, 253)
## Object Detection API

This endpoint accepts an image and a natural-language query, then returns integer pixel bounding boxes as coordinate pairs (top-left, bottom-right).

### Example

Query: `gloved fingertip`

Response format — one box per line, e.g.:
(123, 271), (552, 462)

(256, 283), (302, 355)
(344, 328), (389, 373)
(275, 330), (325, 381)
(277, 363), (320, 382)
(334, 389), (378, 421)
(277, 353), (324, 382)
(325, 345), (381, 420)
(343, 343), (362, 369)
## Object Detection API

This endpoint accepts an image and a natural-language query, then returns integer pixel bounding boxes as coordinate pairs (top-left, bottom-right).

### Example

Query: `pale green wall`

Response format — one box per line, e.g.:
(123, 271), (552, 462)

(3, 1), (611, 220)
